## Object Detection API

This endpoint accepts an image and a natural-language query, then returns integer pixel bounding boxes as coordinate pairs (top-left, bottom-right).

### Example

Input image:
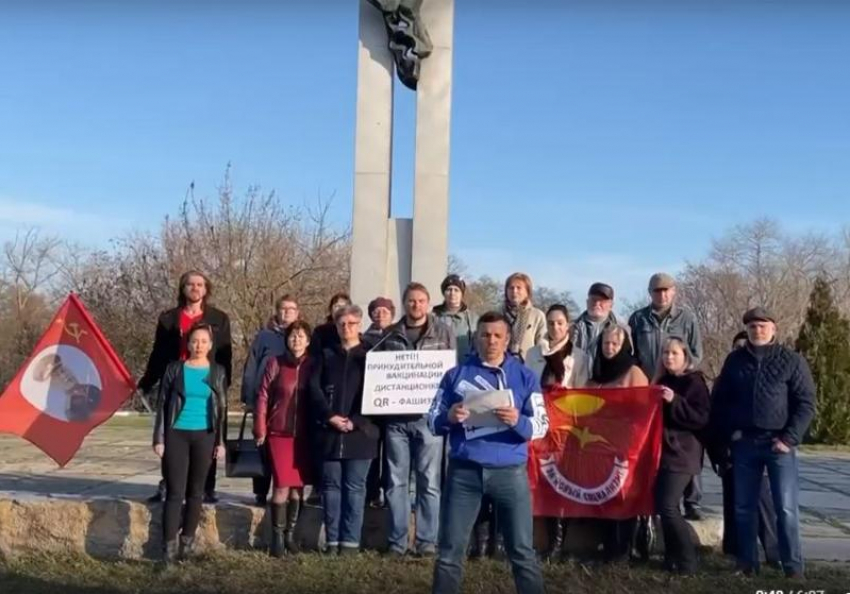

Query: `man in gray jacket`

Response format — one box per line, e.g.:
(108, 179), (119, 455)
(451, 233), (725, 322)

(629, 272), (704, 518)
(372, 282), (456, 557)
(628, 273), (703, 379)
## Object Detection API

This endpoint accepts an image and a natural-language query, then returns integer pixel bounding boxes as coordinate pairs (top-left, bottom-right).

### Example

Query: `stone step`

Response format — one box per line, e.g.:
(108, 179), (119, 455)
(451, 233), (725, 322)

(0, 493), (722, 560)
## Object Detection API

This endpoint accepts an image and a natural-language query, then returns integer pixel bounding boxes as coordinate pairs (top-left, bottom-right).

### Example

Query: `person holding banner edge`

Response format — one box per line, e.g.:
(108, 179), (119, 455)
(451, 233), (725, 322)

(584, 324), (648, 563)
(653, 336), (710, 574)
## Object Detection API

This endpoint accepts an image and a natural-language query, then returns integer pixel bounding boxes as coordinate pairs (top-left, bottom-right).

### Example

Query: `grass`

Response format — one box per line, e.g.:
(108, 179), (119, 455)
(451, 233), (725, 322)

(2, 550), (849, 594)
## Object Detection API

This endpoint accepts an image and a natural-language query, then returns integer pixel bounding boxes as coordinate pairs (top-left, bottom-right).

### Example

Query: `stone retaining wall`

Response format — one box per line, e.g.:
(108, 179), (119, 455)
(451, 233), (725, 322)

(0, 494), (721, 560)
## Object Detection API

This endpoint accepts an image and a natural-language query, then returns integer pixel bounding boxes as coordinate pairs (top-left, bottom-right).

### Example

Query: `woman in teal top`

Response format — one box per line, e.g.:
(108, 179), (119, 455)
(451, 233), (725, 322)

(174, 365), (212, 430)
(153, 323), (228, 565)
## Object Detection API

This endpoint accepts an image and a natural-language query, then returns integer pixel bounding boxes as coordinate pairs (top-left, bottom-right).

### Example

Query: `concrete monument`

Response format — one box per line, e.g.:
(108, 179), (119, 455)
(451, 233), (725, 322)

(350, 0), (454, 311)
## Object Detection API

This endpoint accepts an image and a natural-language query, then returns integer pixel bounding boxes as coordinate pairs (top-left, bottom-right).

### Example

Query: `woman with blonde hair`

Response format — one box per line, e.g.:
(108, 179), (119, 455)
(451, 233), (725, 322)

(654, 336), (710, 574)
(503, 272), (547, 363)
(585, 325), (647, 389)
(584, 324), (647, 562)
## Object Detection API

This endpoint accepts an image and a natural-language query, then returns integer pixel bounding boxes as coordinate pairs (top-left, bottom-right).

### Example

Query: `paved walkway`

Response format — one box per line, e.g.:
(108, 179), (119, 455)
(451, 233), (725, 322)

(1, 416), (848, 560)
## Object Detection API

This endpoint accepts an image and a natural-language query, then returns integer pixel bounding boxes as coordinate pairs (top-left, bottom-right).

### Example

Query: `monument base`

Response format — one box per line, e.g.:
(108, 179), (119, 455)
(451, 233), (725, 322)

(0, 493), (721, 560)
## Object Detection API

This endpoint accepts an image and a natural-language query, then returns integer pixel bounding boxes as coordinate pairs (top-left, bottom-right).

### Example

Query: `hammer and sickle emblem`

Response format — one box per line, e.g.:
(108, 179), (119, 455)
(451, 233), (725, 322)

(63, 322), (88, 344)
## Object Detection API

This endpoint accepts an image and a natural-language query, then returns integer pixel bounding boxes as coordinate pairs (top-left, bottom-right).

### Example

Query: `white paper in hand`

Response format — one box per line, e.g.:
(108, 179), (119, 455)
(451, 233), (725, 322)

(462, 389), (513, 429)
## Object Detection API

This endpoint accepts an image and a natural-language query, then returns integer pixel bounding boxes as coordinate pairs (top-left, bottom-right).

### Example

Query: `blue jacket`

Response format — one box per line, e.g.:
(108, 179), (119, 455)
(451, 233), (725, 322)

(428, 353), (549, 468)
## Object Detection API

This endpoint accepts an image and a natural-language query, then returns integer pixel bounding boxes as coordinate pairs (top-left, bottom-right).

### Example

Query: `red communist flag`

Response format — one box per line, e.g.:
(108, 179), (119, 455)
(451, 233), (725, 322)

(528, 386), (663, 519)
(0, 293), (135, 467)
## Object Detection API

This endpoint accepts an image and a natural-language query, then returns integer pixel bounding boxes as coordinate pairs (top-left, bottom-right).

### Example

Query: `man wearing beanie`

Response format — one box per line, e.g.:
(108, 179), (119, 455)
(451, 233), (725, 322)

(433, 274), (479, 363)
(709, 307), (815, 578)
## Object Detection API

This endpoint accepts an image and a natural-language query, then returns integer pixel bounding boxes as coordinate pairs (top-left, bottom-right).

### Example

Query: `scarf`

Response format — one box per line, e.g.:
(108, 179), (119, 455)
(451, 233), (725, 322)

(504, 301), (532, 356)
(591, 331), (637, 385)
(541, 336), (573, 388)
(267, 315), (287, 335)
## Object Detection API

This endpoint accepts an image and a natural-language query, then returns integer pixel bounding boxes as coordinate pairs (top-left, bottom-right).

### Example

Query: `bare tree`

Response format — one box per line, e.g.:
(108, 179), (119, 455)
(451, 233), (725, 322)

(0, 229), (62, 386)
(678, 219), (839, 376)
(53, 169), (350, 404)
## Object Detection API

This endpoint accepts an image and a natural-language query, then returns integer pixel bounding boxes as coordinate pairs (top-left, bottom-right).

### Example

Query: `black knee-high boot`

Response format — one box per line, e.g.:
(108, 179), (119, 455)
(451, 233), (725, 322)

(285, 499), (301, 553)
(270, 502), (287, 558)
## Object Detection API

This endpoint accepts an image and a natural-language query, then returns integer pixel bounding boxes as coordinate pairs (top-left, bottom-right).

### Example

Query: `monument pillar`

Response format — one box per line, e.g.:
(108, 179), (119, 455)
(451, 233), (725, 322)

(350, 0), (454, 312)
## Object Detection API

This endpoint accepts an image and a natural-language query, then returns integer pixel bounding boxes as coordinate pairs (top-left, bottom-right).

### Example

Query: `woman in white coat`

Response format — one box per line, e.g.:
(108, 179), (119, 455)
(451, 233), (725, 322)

(525, 304), (589, 562)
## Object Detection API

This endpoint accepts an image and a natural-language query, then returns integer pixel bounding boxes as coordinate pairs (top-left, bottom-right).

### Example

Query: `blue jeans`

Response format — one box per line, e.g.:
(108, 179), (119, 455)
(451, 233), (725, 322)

(732, 435), (802, 574)
(385, 417), (442, 553)
(432, 460), (544, 594)
(321, 458), (371, 550)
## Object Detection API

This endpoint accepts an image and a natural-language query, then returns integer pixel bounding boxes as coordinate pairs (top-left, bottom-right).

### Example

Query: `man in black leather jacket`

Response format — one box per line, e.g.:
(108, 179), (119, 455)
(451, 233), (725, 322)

(138, 270), (232, 503)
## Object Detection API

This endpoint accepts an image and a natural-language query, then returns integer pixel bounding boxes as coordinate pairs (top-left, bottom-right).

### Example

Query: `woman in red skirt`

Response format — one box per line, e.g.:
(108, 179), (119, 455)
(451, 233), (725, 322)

(255, 320), (314, 557)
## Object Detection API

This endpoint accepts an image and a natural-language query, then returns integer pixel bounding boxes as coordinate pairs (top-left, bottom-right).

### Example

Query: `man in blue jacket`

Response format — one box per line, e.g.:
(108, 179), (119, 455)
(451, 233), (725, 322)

(428, 311), (548, 594)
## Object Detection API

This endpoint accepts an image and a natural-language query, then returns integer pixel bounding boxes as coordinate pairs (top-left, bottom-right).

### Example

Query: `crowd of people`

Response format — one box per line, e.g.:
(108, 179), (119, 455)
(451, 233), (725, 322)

(139, 268), (816, 592)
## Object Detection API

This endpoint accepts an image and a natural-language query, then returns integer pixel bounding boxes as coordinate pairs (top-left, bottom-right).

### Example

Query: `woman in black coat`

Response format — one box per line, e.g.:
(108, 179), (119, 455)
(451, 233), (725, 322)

(654, 336), (710, 575)
(308, 304), (379, 556)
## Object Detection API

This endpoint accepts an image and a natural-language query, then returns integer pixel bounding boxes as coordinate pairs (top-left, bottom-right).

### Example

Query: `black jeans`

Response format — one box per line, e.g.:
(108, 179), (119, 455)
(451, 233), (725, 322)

(158, 456), (216, 495)
(721, 463), (780, 564)
(656, 470), (697, 571)
(683, 474), (702, 511)
(163, 428), (216, 542)
(366, 428), (386, 503)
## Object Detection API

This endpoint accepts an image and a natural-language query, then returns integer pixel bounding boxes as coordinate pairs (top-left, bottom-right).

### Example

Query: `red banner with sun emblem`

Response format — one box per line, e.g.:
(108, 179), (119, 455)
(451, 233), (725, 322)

(529, 387), (663, 519)
(0, 293), (135, 467)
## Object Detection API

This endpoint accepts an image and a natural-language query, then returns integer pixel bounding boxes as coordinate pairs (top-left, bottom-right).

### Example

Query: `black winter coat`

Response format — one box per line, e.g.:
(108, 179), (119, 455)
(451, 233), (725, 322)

(308, 343), (379, 460)
(152, 361), (228, 447)
(657, 371), (711, 475)
(309, 320), (340, 360)
(710, 343), (816, 451)
(138, 306), (233, 393)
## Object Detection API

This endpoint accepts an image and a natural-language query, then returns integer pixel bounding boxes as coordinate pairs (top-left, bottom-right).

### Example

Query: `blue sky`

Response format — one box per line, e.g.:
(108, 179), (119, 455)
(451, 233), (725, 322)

(1, 0), (848, 303)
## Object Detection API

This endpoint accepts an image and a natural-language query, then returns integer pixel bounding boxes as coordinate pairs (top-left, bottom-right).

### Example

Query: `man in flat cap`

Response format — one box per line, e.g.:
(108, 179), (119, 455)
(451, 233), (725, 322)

(571, 282), (627, 370)
(629, 272), (704, 518)
(709, 307), (815, 578)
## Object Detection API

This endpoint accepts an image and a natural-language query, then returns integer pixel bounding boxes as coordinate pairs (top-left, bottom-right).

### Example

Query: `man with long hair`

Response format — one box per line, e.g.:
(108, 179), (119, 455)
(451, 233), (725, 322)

(139, 270), (233, 503)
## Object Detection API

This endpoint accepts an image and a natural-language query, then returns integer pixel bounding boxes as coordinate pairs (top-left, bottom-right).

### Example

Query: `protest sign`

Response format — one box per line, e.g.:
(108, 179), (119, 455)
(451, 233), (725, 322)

(362, 350), (456, 415)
